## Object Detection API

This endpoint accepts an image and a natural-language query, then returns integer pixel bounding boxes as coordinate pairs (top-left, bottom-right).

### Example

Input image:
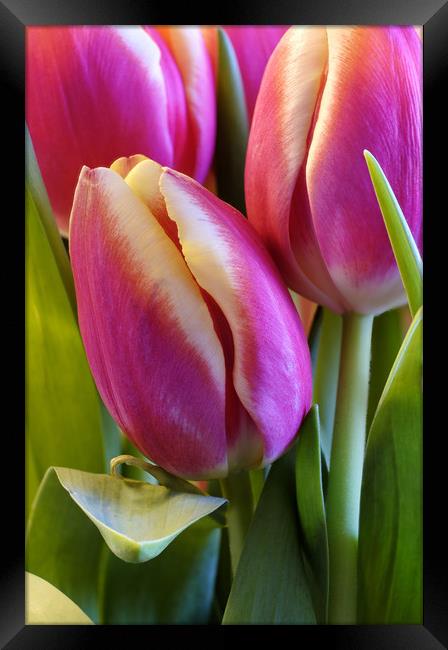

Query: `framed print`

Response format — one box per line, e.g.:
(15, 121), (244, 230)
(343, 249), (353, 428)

(1, 0), (446, 647)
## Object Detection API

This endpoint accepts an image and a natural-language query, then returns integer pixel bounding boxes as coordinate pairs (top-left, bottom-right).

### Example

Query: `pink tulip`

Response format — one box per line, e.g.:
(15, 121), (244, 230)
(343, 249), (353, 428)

(26, 26), (215, 235)
(69, 156), (312, 480)
(245, 26), (422, 315)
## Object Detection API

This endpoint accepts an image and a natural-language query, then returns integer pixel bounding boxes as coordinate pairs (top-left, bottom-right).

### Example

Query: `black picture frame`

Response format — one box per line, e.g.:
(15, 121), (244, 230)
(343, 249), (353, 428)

(2, 0), (446, 647)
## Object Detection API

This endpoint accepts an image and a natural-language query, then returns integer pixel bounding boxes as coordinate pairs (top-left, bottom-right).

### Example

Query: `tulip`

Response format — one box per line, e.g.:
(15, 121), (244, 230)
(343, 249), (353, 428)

(26, 26), (215, 235)
(69, 156), (312, 480)
(245, 26), (422, 315)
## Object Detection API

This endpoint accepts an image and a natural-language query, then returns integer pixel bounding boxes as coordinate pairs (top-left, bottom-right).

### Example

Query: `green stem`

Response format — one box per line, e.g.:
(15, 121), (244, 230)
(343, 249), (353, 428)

(220, 471), (254, 577)
(326, 312), (373, 623)
(313, 308), (343, 468)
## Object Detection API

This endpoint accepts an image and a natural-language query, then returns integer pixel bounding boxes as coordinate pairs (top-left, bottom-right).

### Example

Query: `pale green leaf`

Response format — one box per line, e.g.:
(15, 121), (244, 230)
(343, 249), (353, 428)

(26, 572), (93, 625)
(364, 150), (422, 317)
(54, 467), (226, 563)
(358, 307), (422, 623)
(295, 405), (329, 622)
(215, 28), (249, 214)
(223, 448), (316, 623)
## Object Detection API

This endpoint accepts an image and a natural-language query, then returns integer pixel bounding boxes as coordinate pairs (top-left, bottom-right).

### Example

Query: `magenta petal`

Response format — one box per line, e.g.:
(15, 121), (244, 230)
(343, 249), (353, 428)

(160, 169), (312, 467)
(156, 27), (216, 183)
(307, 27), (422, 314)
(69, 166), (228, 479)
(225, 25), (288, 120)
(26, 26), (176, 234)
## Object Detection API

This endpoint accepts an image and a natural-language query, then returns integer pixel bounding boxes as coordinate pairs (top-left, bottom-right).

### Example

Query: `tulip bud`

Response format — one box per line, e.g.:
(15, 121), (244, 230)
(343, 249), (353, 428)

(26, 26), (215, 235)
(245, 27), (422, 315)
(69, 156), (312, 480)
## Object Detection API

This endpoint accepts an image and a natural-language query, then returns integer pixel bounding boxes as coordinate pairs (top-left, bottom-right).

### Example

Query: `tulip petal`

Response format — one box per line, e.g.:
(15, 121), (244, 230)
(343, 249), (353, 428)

(307, 27), (422, 314)
(157, 27), (216, 183)
(26, 26), (177, 234)
(69, 166), (228, 479)
(160, 169), (312, 467)
(224, 26), (288, 120)
(245, 27), (347, 313)
(116, 156), (181, 248)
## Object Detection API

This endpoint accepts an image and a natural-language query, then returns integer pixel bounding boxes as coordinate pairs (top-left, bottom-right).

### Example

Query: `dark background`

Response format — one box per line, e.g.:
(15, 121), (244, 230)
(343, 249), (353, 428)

(1, 0), (446, 647)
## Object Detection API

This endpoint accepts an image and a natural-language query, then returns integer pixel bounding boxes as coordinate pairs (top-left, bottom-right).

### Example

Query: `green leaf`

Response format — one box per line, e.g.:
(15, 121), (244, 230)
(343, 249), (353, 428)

(364, 150), (422, 317)
(26, 187), (107, 499)
(367, 308), (404, 432)
(26, 572), (93, 625)
(215, 28), (249, 214)
(223, 448), (316, 623)
(358, 307), (422, 623)
(26, 468), (104, 622)
(295, 406), (329, 622)
(54, 467), (226, 563)
(100, 519), (220, 623)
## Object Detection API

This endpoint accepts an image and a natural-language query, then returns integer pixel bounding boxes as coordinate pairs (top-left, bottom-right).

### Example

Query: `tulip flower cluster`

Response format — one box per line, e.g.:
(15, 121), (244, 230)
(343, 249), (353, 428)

(26, 23), (422, 627)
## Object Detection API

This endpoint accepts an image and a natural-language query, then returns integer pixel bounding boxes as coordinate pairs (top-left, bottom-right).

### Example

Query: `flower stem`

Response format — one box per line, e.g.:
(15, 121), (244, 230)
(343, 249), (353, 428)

(220, 471), (254, 577)
(326, 312), (373, 623)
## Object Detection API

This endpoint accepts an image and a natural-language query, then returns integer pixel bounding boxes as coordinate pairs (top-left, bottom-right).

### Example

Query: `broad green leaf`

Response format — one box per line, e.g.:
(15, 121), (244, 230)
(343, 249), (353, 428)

(367, 308), (404, 432)
(100, 519), (220, 623)
(54, 467), (226, 563)
(312, 308), (342, 466)
(215, 28), (249, 214)
(364, 150), (422, 316)
(26, 187), (106, 491)
(358, 307), (422, 623)
(26, 572), (93, 625)
(295, 406), (329, 622)
(223, 448), (316, 623)
(26, 468), (104, 622)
